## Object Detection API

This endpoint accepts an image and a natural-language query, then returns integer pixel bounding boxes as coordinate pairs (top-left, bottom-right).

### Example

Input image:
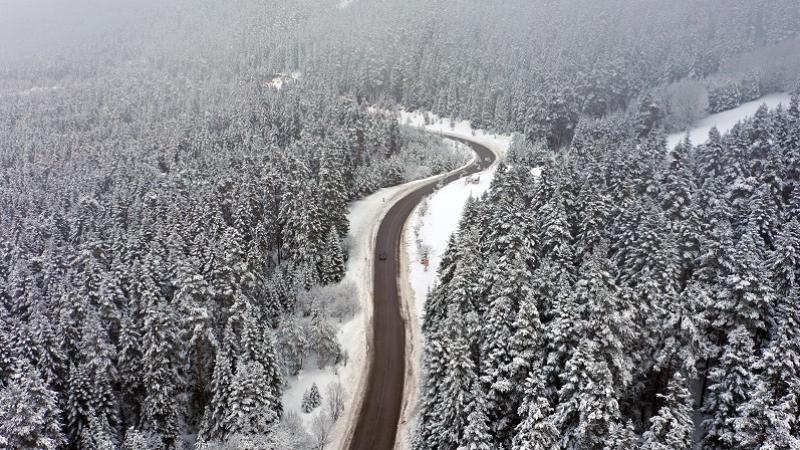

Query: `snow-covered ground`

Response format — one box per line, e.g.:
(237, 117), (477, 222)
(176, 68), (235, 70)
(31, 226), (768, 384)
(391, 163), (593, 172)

(404, 170), (495, 317)
(666, 92), (792, 150)
(393, 111), (511, 449)
(280, 312), (362, 433)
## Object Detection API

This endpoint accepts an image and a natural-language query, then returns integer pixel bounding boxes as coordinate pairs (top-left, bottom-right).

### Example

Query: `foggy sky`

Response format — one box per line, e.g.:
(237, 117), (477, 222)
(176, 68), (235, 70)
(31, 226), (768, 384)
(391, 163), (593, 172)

(0, 0), (158, 61)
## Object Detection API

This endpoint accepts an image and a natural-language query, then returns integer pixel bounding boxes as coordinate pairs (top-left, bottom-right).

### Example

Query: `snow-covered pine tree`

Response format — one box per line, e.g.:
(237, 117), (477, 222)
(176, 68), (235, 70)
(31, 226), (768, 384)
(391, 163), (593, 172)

(554, 338), (623, 450)
(768, 219), (800, 297)
(511, 374), (559, 450)
(457, 389), (493, 450)
(701, 325), (757, 450)
(309, 302), (340, 368)
(553, 242), (633, 450)
(320, 227), (346, 285)
(480, 214), (536, 444)
(275, 313), (309, 376)
(200, 338), (234, 442)
(80, 412), (118, 450)
(318, 146), (351, 238)
(20, 305), (68, 396)
(640, 372), (694, 450)
(302, 383), (322, 413)
(508, 288), (546, 416)
(65, 313), (121, 447)
(733, 374), (800, 449)
(732, 289), (800, 449)
(140, 302), (181, 448)
(0, 358), (65, 450)
(118, 310), (145, 428)
(603, 420), (635, 450)
(695, 127), (726, 183)
(228, 360), (279, 434)
(423, 234), (462, 333)
(437, 226), (484, 353)
(414, 305), (478, 450)
(240, 303), (282, 416)
(122, 428), (156, 450)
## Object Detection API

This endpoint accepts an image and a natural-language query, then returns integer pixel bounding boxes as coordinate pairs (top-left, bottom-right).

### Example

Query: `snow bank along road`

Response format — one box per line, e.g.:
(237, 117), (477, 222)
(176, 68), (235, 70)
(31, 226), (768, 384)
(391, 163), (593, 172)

(347, 138), (497, 450)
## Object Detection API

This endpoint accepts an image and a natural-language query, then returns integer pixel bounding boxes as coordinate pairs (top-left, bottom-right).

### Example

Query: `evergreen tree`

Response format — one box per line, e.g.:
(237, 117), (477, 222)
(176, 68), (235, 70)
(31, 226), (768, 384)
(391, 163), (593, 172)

(480, 216), (536, 444)
(768, 219), (800, 297)
(641, 372), (695, 450)
(201, 338), (234, 441)
(302, 383), (322, 413)
(228, 360), (279, 434)
(66, 313), (121, 448)
(318, 147), (351, 237)
(458, 390), (493, 450)
(118, 310), (145, 428)
(414, 306), (478, 450)
(511, 375), (559, 450)
(80, 412), (118, 450)
(0, 359), (65, 450)
(554, 338), (622, 450)
(733, 290), (800, 449)
(240, 303), (282, 416)
(603, 420), (635, 450)
(702, 326), (756, 450)
(0, 306), (15, 385)
(141, 302), (181, 448)
(122, 428), (156, 450)
(309, 302), (340, 368)
(424, 229), (481, 335)
(320, 227), (346, 285)
(276, 315), (309, 376)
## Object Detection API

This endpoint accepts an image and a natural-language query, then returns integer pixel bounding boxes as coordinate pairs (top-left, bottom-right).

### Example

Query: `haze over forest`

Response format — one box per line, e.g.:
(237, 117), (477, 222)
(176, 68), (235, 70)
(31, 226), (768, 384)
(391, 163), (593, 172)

(1, 0), (799, 449)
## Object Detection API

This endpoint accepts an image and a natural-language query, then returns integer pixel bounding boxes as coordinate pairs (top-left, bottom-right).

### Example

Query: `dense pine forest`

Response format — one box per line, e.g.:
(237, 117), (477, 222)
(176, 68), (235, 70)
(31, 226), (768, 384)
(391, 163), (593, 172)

(0, 1), (469, 448)
(414, 95), (800, 450)
(1, 0), (799, 448)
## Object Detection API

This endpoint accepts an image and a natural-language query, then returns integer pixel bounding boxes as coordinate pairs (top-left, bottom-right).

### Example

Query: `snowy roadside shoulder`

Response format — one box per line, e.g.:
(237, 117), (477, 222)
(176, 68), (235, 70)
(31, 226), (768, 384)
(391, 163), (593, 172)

(395, 123), (510, 450)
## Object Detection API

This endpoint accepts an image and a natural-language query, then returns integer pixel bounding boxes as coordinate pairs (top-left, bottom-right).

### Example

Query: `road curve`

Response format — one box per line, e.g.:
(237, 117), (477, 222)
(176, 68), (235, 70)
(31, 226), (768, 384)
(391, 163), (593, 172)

(348, 137), (497, 450)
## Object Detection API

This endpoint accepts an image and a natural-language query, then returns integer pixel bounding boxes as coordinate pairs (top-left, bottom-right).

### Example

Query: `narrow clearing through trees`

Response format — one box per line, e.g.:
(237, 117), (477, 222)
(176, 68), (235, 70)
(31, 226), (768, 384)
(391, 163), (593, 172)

(347, 138), (496, 450)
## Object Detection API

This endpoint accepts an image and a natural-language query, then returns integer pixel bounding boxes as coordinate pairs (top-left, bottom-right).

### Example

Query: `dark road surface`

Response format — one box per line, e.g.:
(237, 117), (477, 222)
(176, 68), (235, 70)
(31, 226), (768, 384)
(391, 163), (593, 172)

(348, 137), (497, 450)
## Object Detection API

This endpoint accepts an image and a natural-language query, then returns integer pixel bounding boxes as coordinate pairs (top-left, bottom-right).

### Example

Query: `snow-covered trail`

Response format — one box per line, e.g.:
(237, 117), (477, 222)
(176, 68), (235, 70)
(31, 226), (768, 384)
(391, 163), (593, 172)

(666, 92), (792, 149)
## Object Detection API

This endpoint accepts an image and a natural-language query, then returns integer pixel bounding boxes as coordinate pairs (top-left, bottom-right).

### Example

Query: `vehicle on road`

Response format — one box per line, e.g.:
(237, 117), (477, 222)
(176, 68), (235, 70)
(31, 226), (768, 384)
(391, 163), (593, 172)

(379, 250), (387, 260)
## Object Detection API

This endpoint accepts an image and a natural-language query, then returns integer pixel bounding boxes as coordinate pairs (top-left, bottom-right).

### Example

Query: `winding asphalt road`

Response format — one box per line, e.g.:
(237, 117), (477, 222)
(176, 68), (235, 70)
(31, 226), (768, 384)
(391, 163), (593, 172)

(348, 137), (497, 450)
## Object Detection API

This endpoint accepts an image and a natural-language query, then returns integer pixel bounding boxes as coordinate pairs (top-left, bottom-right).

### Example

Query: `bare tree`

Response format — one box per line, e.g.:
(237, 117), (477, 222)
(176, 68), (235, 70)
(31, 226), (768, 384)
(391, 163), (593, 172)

(325, 381), (346, 423)
(309, 411), (334, 450)
(665, 79), (709, 132)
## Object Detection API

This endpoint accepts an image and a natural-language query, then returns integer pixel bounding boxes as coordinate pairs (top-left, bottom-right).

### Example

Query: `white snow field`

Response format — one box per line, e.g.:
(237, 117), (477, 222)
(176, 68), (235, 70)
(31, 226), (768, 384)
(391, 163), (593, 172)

(393, 111), (510, 450)
(666, 92), (792, 150)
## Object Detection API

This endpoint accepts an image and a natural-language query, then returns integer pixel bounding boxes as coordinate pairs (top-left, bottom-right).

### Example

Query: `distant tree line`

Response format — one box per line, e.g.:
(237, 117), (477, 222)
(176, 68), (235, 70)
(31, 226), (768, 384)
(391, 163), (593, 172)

(293, 0), (799, 147)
